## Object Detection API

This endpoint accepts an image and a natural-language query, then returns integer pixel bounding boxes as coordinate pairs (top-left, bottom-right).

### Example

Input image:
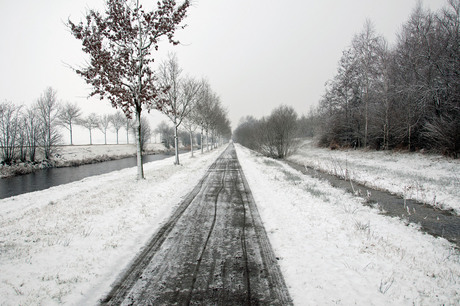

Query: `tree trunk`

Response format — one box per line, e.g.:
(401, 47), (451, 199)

(46, 114), (51, 159)
(89, 129), (92, 145)
(135, 109), (144, 180)
(364, 88), (369, 148)
(201, 126), (204, 154)
(70, 122), (73, 145)
(174, 124), (179, 165)
(408, 124), (411, 152)
(384, 102), (389, 150)
(190, 130), (194, 157)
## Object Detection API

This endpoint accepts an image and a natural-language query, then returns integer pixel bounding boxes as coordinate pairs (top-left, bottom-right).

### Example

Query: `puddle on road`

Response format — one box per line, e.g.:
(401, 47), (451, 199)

(285, 160), (460, 247)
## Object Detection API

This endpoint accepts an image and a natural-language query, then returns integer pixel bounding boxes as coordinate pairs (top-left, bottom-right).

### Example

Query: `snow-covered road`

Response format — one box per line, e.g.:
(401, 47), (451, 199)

(102, 143), (291, 304)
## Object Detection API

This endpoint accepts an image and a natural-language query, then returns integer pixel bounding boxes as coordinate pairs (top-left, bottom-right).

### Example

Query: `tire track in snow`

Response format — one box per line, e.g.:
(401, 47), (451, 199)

(101, 144), (292, 305)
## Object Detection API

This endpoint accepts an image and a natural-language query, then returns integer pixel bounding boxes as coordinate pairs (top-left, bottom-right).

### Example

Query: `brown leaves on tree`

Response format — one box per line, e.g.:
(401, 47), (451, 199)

(68, 0), (190, 118)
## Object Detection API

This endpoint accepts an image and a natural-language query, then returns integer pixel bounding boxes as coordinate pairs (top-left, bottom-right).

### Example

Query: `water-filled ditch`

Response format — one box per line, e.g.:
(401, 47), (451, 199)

(285, 160), (460, 247)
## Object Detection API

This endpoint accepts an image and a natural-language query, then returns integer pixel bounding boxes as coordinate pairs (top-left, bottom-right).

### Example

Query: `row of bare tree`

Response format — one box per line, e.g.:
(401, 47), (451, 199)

(154, 79), (231, 160)
(157, 54), (231, 165)
(0, 88), (61, 164)
(316, 0), (459, 157)
(0, 87), (148, 164)
(1, 71), (231, 165)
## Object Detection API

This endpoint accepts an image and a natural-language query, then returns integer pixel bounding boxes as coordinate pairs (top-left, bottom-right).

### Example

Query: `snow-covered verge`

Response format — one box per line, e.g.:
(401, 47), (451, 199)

(55, 143), (167, 162)
(0, 146), (225, 305)
(288, 139), (460, 214)
(0, 143), (168, 178)
(235, 144), (460, 305)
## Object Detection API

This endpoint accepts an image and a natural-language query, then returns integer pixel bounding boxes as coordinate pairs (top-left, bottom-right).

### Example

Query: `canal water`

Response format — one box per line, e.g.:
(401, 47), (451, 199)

(0, 153), (177, 199)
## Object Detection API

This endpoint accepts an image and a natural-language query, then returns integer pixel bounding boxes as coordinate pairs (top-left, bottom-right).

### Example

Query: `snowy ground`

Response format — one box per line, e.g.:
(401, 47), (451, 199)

(55, 143), (167, 163)
(289, 139), (460, 214)
(1, 142), (459, 305)
(0, 147), (225, 305)
(236, 144), (460, 305)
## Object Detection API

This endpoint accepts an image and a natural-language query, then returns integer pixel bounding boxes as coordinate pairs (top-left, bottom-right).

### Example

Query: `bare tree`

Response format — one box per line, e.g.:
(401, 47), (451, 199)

(124, 116), (134, 144)
(36, 87), (61, 160)
(69, 0), (190, 179)
(207, 98), (229, 149)
(79, 113), (100, 145)
(0, 102), (21, 164)
(57, 102), (82, 145)
(99, 114), (111, 144)
(234, 106), (298, 159)
(352, 20), (383, 148)
(109, 112), (125, 145)
(194, 81), (217, 153)
(233, 116), (259, 151)
(155, 121), (174, 149)
(158, 53), (202, 164)
(131, 117), (152, 151)
(17, 113), (28, 162)
(182, 116), (198, 157)
(23, 106), (40, 162)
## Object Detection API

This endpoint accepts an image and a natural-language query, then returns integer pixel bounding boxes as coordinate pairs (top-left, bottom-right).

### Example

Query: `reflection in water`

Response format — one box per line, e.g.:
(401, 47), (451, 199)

(0, 154), (174, 199)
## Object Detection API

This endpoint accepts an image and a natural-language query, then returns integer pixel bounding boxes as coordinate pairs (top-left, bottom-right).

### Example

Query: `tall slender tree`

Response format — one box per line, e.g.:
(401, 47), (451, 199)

(23, 106), (40, 162)
(158, 53), (202, 164)
(182, 115), (198, 157)
(79, 113), (100, 145)
(351, 20), (382, 148)
(69, 0), (190, 179)
(0, 102), (21, 164)
(36, 87), (61, 160)
(99, 114), (111, 144)
(109, 112), (125, 144)
(57, 102), (82, 145)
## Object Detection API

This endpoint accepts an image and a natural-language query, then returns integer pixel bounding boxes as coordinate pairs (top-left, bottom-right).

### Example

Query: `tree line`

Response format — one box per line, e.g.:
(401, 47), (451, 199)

(0, 87), (137, 164)
(235, 1), (459, 160)
(155, 53), (231, 164)
(1, 64), (231, 166)
(233, 105), (299, 159)
(0, 88), (61, 164)
(0, 0), (232, 177)
(316, 0), (459, 157)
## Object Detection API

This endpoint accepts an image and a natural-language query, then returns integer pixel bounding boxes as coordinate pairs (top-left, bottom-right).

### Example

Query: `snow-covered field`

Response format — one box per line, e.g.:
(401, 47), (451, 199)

(289, 139), (460, 214)
(0, 147), (225, 305)
(1, 142), (459, 305)
(55, 143), (167, 163)
(236, 144), (460, 305)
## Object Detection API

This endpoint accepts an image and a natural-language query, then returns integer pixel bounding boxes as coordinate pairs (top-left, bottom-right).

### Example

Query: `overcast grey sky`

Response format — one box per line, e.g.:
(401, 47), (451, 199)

(0, 0), (448, 143)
